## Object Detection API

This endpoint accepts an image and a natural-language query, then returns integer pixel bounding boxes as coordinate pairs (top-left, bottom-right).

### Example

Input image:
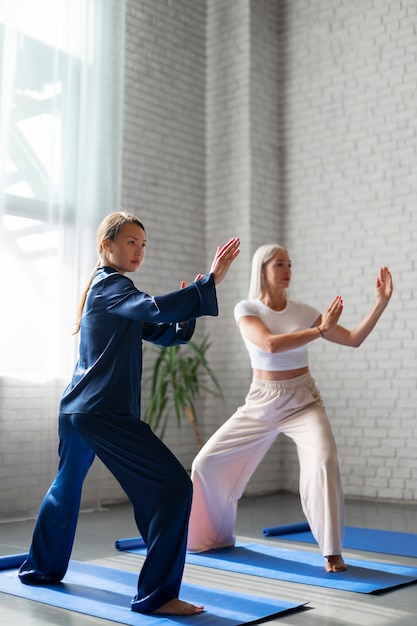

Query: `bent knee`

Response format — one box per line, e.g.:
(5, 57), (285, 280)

(312, 438), (338, 463)
(191, 447), (219, 476)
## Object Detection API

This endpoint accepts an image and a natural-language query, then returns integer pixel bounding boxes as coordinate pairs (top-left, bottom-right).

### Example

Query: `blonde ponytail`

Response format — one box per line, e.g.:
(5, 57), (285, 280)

(72, 261), (100, 334)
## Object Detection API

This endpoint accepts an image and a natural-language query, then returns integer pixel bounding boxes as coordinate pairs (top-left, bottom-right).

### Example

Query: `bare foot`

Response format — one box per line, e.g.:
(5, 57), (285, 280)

(325, 555), (347, 573)
(152, 598), (204, 615)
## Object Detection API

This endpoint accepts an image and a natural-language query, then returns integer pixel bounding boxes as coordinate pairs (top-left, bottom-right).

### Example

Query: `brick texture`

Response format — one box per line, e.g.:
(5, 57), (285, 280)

(1, 0), (416, 519)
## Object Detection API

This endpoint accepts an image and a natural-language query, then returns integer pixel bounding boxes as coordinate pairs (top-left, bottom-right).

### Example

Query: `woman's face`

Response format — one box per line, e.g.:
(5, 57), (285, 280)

(263, 249), (292, 291)
(102, 222), (147, 274)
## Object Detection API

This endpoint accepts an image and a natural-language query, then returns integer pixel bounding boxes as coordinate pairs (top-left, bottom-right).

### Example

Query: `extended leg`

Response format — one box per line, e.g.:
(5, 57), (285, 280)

(19, 413), (95, 584)
(284, 395), (345, 561)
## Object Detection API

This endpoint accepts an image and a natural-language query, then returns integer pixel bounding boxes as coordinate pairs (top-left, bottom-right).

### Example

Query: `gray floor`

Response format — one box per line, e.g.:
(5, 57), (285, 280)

(1, 492), (417, 625)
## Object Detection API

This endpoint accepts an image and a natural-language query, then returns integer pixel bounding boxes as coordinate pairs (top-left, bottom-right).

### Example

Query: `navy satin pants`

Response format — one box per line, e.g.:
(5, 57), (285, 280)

(19, 411), (193, 613)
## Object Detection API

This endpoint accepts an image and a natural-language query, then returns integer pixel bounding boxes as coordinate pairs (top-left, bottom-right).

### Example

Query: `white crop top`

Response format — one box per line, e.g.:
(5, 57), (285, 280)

(234, 299), (320, 371)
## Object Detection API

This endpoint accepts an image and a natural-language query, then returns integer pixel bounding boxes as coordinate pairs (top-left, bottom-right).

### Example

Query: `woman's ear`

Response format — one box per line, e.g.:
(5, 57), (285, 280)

(101, 237), (111, 254)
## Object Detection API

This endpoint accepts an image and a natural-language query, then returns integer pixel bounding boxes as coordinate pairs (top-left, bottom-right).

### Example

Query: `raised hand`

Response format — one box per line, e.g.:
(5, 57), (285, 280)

(209, 238), (240, 285)
(320, 296), (344, 335)
(375, 266), (393, 305)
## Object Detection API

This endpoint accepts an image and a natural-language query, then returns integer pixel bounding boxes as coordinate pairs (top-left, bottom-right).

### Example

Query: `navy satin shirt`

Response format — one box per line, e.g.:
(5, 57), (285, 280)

(59, 267), (218, 418)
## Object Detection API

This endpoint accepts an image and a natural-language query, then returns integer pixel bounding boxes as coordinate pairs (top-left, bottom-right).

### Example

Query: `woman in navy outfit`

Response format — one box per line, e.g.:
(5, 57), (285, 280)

(19, 211), (240, 616)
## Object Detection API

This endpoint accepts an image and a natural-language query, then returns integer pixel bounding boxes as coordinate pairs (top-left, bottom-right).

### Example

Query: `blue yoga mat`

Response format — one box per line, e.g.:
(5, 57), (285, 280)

(0, 553), (29, 571)
(115, 538), (417, 594)
(262, 522), (417, 558)
(0, 554), (305, 625)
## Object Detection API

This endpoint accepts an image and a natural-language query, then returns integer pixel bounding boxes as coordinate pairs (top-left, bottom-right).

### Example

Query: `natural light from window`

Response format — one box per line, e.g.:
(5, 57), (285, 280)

(0, 0), (90, 377)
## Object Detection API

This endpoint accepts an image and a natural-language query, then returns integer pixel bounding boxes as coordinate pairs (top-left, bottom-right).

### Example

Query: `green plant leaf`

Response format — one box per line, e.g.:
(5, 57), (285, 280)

(143, 334), (223, 446)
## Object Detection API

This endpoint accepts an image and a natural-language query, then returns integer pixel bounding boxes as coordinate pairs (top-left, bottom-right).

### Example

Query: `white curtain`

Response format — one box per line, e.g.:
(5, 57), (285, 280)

(0, 0), (125, 378)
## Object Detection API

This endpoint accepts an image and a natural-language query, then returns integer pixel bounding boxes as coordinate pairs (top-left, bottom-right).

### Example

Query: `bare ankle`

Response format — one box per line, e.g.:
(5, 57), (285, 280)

(325, 554), (347, 573)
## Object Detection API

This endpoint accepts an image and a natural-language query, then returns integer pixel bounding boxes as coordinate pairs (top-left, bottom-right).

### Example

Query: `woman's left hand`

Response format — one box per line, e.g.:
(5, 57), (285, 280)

(375, 266), (393, 305)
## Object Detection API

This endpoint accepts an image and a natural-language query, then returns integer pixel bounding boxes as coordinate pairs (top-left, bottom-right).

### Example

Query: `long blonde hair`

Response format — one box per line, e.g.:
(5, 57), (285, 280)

(248, 243), (287, 300)
(73, 211), (146, 334)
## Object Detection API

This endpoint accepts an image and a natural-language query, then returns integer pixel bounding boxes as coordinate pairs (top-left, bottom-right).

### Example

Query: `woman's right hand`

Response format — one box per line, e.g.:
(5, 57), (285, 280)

(319, 296), (344, 335)
(209, 238), (240, 285)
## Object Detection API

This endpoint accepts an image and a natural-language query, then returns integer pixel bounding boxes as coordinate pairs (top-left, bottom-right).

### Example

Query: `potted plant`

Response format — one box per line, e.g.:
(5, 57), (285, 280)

(143, 335), (223, 449)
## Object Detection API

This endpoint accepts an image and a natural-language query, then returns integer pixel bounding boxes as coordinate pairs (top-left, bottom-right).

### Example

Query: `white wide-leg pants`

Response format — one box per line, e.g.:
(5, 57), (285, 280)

(187, 373), (344, 557)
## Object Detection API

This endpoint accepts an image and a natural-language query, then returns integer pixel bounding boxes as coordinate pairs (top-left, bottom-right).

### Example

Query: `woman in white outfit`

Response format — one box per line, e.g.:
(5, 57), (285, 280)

(187, 244), (393, 572)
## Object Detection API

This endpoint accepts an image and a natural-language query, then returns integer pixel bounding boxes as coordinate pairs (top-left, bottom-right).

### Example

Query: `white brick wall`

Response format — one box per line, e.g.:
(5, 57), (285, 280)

(1, 0), (416, 520)
(0, 377), (125, 520)
(203, 0), (252, 444)
(201, 0), (417, 502)
(122, 0), (208, 473)
(279, 0), (417, 501)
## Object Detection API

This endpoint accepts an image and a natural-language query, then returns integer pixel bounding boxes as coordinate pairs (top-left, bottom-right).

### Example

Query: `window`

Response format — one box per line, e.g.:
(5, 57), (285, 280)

(0, 1), (125, 377)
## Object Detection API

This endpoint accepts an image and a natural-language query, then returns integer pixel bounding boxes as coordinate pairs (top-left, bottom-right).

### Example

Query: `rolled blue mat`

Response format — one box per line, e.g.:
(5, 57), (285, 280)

(114, 537), (146, 551)
(262, 522), (310, 537)
(0, 553), (29, 571)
